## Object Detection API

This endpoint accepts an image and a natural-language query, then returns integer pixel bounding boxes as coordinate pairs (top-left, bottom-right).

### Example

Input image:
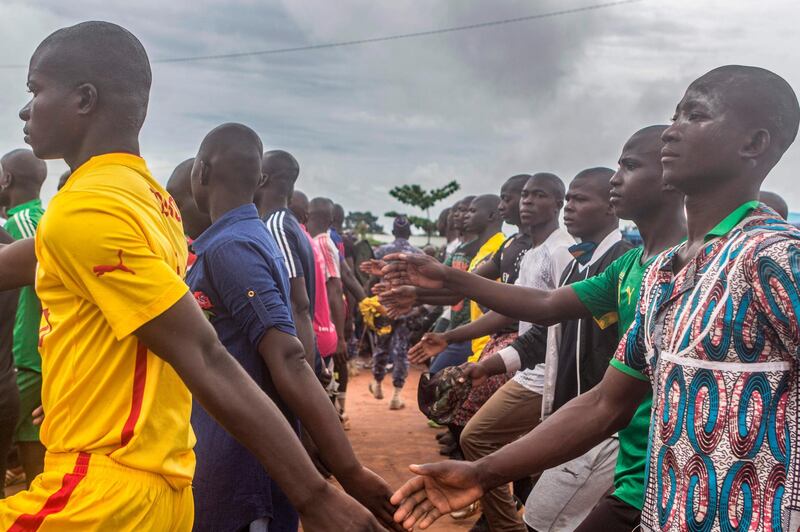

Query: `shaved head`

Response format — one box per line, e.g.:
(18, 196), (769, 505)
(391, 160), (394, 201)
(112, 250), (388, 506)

(197, 123), (263, 188)
(759, 190), (789, 219)
(0, 148), (47, 207)
(262, 150), (300, 183)
(57, 170), (70, 191)
(192, 123), (263, 215)
(33, 21), (151, 131)
(167, 158), (210, 239)
(530, 172), (565, 202)
(22, 22), (152, 164)
(333, 203), (345, 226)
(1, 149), (47, 188)
(290, 190), (309, 224)
(689, 65), (799, 165)
(501, 174), (531, 195)
(625, 125), (669, 155)
(572, 167), (615, 194)
(472, 194), (501, 211)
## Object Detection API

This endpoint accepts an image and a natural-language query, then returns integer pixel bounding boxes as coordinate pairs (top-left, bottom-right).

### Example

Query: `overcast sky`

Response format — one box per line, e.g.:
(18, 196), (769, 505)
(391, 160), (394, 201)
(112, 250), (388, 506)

(1, 0), (799, 228)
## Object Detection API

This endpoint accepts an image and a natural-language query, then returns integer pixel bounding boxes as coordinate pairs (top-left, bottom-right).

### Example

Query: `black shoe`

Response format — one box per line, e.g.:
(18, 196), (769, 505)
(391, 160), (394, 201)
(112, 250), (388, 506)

(437, 432), (455, 446)
(439, 440), (458, 456)
(469, 515), (490, 532)
(449, 448), (464, 460)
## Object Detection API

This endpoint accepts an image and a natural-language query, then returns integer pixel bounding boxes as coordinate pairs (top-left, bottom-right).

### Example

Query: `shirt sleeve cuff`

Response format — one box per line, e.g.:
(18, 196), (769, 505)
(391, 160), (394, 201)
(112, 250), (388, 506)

(498, 346), (522, 373)
(609, 359), (649, 382)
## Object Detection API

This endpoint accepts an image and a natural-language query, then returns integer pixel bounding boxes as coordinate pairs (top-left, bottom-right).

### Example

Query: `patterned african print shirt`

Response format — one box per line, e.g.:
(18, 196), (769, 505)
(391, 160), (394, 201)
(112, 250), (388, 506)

(612, 202), (800, 531)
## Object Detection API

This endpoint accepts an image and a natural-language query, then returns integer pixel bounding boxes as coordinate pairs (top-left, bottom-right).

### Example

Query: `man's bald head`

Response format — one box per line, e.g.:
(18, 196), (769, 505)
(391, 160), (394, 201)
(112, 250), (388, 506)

(464, 194), (501, 235)
(625, 125), (669, 155)
(261, 149), (299, 197)
(167, 158), (210, 239)
(689, 65), (799, 165)
(0, 149), (47, 207)
(57, 170), (71, 191)
(21, 22), (151, 164)
(333, 203), (345, 227)
(33, 22), (151, 130)
(501, 174), (531, 196)
(572, 167), (615, 194)
(1, 149), (47, 187)
(759, 190), (789, 219)
(290, 190), (310, 224)
(529, 172), (566, 202)
(192, 123), (263, 215)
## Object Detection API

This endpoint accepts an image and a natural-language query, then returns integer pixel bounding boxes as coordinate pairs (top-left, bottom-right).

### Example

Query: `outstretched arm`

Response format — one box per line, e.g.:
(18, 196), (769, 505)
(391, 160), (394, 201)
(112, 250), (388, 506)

(259, 328), (402, 530)
(382, 253), (589, 326)
(390, 366), (649, 529)
(136, 294), (384, 532)
(0, 238), (36, 291)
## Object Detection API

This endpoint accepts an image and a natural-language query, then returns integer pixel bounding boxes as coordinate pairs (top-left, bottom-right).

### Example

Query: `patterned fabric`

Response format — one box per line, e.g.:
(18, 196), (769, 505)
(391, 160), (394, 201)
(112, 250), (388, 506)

(452, 332), (517, 427)
(613, 204), (800, 531)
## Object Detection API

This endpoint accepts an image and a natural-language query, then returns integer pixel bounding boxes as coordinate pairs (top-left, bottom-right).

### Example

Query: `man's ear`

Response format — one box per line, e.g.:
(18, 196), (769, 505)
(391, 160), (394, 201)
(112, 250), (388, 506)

(0, 170), (13, 191)
(740, 128), (771, 162)
(75, 83), (99, 116)
(199, 160), (211, 186)
(257, 172), (269, 189)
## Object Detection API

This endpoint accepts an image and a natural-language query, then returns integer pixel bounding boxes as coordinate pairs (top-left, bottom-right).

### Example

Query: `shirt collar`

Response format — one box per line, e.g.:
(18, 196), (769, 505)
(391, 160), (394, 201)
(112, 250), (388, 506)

(192, 203), (259, 254)
(582, 229), (622, 270)
(705, 200), (760, 241)
(66, 153), (149, 188)
(6, 198), (42, 216)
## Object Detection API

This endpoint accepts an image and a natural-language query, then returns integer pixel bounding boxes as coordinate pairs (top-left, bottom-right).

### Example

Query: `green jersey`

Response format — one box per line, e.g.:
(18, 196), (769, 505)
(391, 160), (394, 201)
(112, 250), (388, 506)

(570, 246), (653, 511)
(4, 198), (44, 373)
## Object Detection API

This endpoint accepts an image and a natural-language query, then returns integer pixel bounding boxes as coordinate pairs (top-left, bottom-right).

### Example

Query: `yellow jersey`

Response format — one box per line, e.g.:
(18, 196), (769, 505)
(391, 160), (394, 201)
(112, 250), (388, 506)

(468, 232), (506, 362)
(34, 153), (195, 488)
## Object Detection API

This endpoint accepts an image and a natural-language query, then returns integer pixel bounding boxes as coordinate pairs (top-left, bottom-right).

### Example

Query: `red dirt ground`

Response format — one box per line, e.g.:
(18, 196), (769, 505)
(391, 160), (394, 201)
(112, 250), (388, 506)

(343, 364), (477, 531)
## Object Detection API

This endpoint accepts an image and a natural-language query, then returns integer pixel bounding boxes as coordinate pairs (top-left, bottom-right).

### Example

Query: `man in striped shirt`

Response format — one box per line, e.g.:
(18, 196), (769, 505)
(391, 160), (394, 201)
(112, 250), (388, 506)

(0, 148), (47, 487)
(255, 150), (316, 371)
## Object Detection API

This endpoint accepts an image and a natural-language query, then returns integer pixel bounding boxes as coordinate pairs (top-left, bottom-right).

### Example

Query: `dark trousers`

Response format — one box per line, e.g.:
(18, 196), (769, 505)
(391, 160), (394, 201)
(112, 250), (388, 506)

(573, 494), (640, 532)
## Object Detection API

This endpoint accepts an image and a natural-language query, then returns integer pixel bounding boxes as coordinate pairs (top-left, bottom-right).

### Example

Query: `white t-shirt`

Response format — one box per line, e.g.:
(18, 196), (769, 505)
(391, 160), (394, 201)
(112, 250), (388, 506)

(511, 228), (575, 394)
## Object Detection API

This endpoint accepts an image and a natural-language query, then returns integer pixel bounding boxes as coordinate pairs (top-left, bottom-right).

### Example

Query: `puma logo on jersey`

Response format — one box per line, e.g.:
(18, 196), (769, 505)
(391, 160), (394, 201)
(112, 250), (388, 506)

(93, 250), (136, 277)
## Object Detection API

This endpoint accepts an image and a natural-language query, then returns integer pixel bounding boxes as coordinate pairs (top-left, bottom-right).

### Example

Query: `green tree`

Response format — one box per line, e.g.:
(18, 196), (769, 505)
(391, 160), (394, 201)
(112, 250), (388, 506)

(386, 180), (460, 242)
(345, 211), (384, 239)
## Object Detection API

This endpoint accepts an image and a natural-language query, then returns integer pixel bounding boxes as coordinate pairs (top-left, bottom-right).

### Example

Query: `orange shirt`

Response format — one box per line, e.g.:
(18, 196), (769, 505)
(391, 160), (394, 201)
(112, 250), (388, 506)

(35, 153), (195, 487)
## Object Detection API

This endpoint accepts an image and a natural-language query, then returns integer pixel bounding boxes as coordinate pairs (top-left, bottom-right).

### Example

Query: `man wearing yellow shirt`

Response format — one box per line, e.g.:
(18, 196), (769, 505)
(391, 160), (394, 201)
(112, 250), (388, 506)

(0, 21), (387, 532)
(462, 195), (506, 362)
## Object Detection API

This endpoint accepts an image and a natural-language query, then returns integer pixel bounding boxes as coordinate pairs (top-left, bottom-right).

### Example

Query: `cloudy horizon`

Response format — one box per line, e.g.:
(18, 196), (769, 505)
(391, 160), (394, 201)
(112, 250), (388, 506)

(1, 0), (799, 230)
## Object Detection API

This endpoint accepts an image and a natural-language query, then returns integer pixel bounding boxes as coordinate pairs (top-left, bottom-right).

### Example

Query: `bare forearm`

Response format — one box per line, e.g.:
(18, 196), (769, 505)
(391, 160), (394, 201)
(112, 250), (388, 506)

(171, 340), (328, 510)
(327, 279), (346, 340)
(415, 287), (462, 306)
(475, 371), (647, 491)
(443, 311), (514, 344)
(444, 268), (587, 325)
(292, 306), (316, 367)
(265, 343), (362, 482)
(0, 239), (36, 291)
(342, 264), (367, 301)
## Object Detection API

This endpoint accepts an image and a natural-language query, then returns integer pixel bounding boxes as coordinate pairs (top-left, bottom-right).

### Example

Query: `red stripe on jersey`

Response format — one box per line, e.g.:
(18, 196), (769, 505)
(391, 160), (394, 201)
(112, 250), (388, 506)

(8, 452), (91, 531)
(120, 342), (148, 447)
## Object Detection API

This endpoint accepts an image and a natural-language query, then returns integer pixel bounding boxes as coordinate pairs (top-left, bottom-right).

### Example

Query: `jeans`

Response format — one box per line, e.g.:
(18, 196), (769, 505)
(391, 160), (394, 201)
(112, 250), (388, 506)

(429, 341), (471, 374)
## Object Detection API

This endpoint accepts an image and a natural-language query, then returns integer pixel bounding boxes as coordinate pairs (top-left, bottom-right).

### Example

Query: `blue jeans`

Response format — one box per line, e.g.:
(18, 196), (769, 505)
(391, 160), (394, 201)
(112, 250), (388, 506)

(429, 341), (471, 374)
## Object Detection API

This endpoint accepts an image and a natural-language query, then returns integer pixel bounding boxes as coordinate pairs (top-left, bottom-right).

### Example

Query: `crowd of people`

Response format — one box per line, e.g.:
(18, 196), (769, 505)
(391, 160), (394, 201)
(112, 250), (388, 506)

(0, 17), (797, 532)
